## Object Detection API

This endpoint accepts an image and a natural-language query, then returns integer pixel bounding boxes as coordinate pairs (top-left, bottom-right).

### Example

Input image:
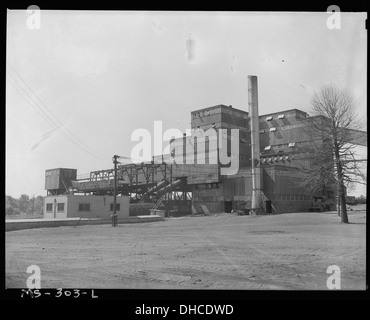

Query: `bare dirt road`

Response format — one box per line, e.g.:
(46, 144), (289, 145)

(6, 210), (366, 290)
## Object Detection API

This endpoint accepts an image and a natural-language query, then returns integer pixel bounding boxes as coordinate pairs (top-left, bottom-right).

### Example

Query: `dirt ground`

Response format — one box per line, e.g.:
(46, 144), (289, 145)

(6, 209), (366, 290)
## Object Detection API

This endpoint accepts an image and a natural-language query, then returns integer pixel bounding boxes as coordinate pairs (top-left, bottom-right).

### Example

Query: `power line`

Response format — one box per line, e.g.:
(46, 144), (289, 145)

(7, 64), (243, 169)
(6, 65), (110, 161)
(7, 65), (108, 160)
(7, 73), (62, 131)
(7, 73), (105, 160)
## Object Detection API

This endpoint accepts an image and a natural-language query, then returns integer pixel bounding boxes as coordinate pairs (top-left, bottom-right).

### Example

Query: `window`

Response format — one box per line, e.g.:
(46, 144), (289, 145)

(57, 203), (65, 212)
(259, 129), (265, 134)
(266, 116), (273, 121)
(79, 203), (90, 212)
(288, 142), (296, 148)
(278, 114), (285, 119)
(110, 204), (120, 211)
(264, 146), (272, 151)
(269, 127), (277, 132)
(46, 203), (53, 212)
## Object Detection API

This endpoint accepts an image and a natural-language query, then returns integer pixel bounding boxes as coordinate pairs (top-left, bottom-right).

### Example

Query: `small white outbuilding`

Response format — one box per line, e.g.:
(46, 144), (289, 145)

(43, 195), (129, 219)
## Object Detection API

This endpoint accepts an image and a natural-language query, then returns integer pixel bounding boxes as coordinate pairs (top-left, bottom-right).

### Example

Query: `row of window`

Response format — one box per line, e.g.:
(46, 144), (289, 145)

(261, 156), (291, 163)
(271, 194), (312, 201)
(194, 183), (219, 190)
(192, 111), (292, 122)
(192, 109), (217, 119)
(263, 140), (312, 152)
(45, 203), (120, 213)
(265, 114), (286, 121)
(264, 143), (294, 151)
(46, 203), (64, 212)
(259, 127), (277, 133)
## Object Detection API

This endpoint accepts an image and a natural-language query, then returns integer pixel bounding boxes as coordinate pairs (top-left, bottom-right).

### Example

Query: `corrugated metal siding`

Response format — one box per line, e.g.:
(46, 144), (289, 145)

(172, 163), (218, 178)
(191, 114), (222, 129)
(129, 203), (153, 216)
(45, 173), (60, 190)
(45, 168), (77, 191)
(193, 201), (223, 214)
(262, 166), (312, 197)
(221, 113), (248, 128)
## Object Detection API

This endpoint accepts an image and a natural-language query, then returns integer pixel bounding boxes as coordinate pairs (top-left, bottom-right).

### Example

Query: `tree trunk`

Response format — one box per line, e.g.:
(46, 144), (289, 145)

(336, 166), (349, 223)
(339, 182), (349, 223)
(334, 141), (349, 223)
(337, 193), (341, 217)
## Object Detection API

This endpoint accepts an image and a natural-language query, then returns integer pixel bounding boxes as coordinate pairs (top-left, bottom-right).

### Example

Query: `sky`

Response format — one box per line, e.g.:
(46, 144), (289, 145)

(6, 10), (367, 198)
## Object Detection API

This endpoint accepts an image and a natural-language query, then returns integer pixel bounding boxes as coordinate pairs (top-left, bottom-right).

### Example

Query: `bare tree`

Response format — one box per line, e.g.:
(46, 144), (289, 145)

(301, 85), (366, 223)
(298, 138), (337, 200)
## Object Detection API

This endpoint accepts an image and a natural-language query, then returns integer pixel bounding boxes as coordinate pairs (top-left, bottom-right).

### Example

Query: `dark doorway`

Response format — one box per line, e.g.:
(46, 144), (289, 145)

(225, 201), (233, 213)
(265, 200), (272, 214)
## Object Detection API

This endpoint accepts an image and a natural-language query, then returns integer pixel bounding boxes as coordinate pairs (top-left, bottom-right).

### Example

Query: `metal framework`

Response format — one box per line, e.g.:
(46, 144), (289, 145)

(71, 162), (187, 197)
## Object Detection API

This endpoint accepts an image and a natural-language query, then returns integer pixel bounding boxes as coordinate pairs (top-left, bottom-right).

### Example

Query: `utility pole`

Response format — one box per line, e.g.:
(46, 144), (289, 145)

(112, 155), (119, 227)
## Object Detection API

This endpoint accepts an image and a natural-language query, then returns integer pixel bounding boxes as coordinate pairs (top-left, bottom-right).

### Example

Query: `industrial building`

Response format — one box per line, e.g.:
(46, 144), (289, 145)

(43, 76), (367, 218)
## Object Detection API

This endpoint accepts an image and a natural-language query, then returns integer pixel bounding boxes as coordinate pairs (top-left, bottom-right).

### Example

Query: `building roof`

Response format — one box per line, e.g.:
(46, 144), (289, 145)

(45, 168), (77, 172)
(191, 104), (308, 119)
(259, 108), (308, 118)
(191, 104), (249, 116)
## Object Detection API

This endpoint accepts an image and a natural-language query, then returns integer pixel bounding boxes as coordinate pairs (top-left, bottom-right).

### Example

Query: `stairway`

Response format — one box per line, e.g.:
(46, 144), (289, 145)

(152, 195), (166, 210)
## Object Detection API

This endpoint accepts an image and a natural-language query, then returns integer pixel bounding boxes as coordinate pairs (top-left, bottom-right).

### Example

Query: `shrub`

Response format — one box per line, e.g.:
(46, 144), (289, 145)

(12, 207), (21, 215)
(6, 206), (14, 215)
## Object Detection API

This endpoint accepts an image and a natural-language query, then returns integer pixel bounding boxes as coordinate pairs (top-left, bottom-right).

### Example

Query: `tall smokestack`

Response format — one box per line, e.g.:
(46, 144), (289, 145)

(248, 75), (262, 213)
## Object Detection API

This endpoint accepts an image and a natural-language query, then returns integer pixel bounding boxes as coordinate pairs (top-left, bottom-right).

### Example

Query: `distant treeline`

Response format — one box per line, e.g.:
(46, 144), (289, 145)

(346, 195), (367, 205)
(5, 194), (44, 215)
